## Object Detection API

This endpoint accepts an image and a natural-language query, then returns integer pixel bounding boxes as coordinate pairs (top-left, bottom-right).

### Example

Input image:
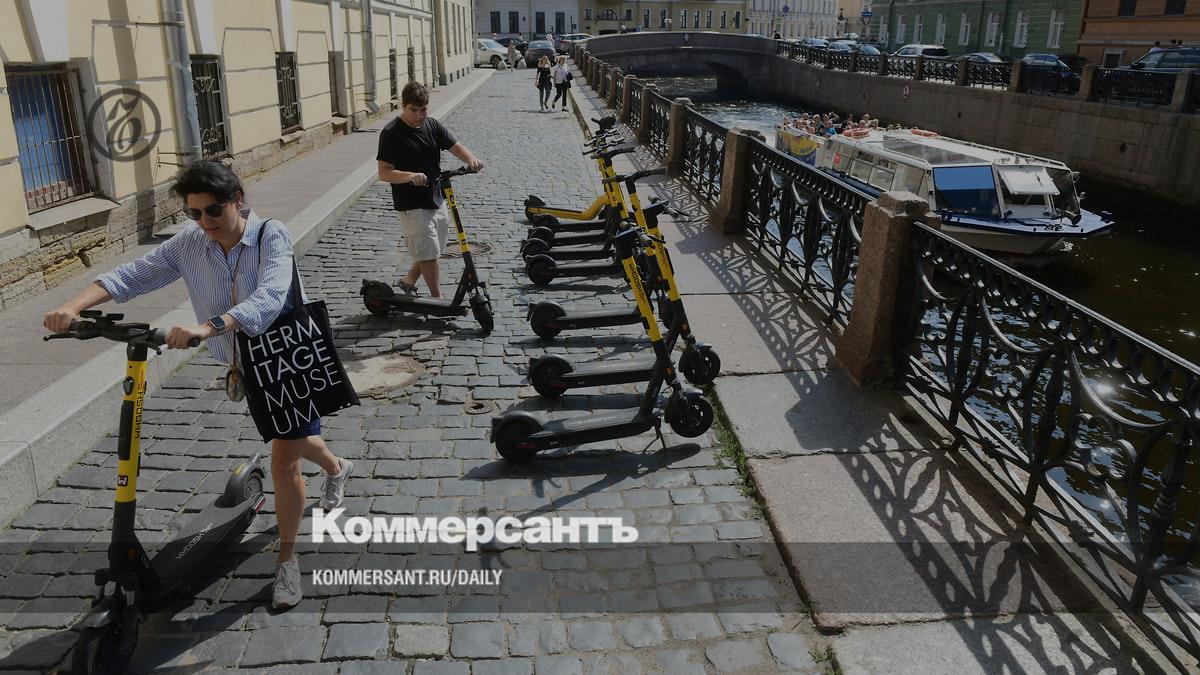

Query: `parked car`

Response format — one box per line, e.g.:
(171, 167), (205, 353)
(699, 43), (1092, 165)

(1057, 54), (1090, 73)
(851, 44), (881, 55)
(963, 52), (1006, 63)
(1020, 53), (1082, 87)
(495, 37), (527, 54)
(556, 33), (592, 54)
(796, 37), (830, 49)
(826, 41), (855, 52)
(1124, 46), (1200, 72)
(524, 40), (556, 64)
(475, 39), (507, 68)
(894, 44), (950, 58)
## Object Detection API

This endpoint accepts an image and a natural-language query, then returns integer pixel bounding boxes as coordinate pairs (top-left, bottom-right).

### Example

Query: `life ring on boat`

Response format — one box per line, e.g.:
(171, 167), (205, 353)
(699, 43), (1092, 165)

(911, 128), (939, 138)
(842, 128), (870, 138)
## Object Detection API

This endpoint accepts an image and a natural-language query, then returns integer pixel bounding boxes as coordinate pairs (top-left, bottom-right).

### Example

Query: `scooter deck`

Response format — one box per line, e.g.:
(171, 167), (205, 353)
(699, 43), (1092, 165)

(544, 218), (608, 232)
(557, 356), (657, 388)
(532, 409), (657, 447)
(543, 307), (642, 330)
(530, 246), (612, 262)
(361, 279), (470, 317)
(551, 261), (624, 277)
(544, 230), (609, 247)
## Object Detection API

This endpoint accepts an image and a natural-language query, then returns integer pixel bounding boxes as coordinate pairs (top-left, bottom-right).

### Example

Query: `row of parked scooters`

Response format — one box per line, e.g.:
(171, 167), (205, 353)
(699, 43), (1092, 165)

(488, 117), (721, 461)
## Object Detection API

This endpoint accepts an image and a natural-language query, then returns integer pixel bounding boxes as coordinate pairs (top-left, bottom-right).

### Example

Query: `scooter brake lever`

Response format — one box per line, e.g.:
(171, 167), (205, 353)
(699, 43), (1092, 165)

(43, 332), (79, 341)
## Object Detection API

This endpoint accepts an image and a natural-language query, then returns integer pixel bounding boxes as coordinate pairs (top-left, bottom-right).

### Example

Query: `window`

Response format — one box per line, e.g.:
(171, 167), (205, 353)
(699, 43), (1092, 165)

(327, 52), (340, 115)
(1047, 10), (1064, 48)
(1165, 0), (1186, 14)
(958, 13), (970, 45)
(509, 11), (520, 32)
(681, 10), (688, 29)
(556, 12), (565, 34)
(535, 11), (545, 34)
(490, 11), (501, 33)
(6, 66), (95, 212)
(1118, 0), (1136, 16)
(706, 10), (713, 28)
(584, 9), (591, 21)
(1102, 50), (1124, 67)
(1013, 11), (1029, 48)
(660, 9), (668, 28)
(275, 52), (301, 133)
(734, 11), (741, 28)
(693, 10), (700, 28)
(984, 12), (999, 47)
(933, 166), (1001, 217)
(189, 56), (229, 158)
(388, 49), (397, 99)
(934, 14), (946, 45)
(721, 11), (727, 28)
(644, 9), (650, 28)
(624, 9), (633, 21)
(913, 15), (923, 43)
(896, 16), (906, 44)
(878, 20), (888, 45)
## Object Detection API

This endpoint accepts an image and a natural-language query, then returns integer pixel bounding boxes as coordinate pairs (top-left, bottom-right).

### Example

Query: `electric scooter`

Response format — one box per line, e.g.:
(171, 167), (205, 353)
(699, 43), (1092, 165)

(524, 168), (666, 287)
(361, 166), (494, 334)
(490, 227), (715, 462)
(524, 116), (618, 224)
(46, 312), (266, 675)
(525, 129), (633, 235)
(527, 198), (721, 395)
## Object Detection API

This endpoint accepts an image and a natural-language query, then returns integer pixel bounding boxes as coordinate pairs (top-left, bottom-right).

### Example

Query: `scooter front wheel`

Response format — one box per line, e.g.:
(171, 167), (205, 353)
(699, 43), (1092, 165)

(495, 418), (542, 462)
(679, 348), (721, 385)
(531, 214), (560, 230)
(471, 293), (495, 335)
(526, 257), (557, 287)
(529, 303), (566, 339)
(527, 226), (556, 244)
(668, 398), (714, 438)
(521, 238), (551, 259)
(73, 620), (137, 675)
(361, 280), (394, 318)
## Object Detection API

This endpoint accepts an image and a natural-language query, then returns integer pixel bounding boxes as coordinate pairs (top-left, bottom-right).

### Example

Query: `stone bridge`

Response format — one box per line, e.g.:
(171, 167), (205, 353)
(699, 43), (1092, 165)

(581, 32), (775, 95)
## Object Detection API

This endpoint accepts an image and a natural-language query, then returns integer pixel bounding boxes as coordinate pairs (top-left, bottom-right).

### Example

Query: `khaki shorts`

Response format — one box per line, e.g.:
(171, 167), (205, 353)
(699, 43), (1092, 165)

(398, 204), (450, 263)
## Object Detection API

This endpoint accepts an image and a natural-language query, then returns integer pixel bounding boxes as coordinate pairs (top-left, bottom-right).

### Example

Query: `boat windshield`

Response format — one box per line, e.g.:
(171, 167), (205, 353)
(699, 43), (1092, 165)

(932, 166), (1001, 217)
(1048, 168), (1081, 216)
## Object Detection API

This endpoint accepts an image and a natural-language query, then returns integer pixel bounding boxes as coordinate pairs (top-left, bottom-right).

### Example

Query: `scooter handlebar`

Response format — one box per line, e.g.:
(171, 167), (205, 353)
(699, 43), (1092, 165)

(45, 316), (199, 348)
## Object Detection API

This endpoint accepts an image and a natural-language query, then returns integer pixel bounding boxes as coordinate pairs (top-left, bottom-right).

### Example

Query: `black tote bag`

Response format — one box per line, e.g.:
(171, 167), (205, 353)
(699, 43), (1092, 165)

(237, 225), (358, 442)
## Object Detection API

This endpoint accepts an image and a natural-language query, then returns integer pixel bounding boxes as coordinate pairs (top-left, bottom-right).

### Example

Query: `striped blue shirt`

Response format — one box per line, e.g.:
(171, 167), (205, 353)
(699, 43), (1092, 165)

(96, 210), (305, 366)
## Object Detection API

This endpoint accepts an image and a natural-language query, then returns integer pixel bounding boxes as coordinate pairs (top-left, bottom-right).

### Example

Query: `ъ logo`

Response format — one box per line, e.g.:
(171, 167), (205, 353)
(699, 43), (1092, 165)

(118, 475), (129, 486)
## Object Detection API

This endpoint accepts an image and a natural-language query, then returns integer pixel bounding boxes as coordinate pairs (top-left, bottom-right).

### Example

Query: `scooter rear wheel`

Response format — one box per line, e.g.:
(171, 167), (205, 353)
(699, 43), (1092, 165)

(471, 293), (494, 335)
(529, 303), (566, 339)
(361, 281), (394, 318)
(521, 238), (551, 259)
(531, 214), (559, 230)
(495, 418), (542, 462)
(527, 226), (556, 244)
(668, 398), (714, 438)
(529, 356), (572, 397)
(73, 621), (137, 675)
(526, 257), (557, 287)
(679, 348), (721, 385)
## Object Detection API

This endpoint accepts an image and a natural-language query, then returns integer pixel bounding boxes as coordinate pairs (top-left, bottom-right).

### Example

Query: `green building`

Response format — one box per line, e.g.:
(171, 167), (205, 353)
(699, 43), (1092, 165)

(870, 0), (1085, 60)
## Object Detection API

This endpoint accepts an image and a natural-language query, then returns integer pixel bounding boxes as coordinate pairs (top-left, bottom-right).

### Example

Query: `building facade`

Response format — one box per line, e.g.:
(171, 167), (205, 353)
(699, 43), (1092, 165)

(748, 0), (839, 37)
(871, 0), (1085, 59)
(578, 1), (752, 34)
(0, 0), (471, 309)
(476, 0), (582, 38)
(1078, 0), (1200, 66)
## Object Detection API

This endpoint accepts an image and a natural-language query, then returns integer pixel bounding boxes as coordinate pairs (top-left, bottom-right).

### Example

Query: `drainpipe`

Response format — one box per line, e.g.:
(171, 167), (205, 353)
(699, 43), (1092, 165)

(362, 0), (380, 113)
(161, 0), (202, 163)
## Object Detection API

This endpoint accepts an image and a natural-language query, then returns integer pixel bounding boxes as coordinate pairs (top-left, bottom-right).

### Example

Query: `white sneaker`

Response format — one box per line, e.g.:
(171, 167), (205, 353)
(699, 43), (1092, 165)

(272, 558), (302, 610)
(320, 458), (353, 510)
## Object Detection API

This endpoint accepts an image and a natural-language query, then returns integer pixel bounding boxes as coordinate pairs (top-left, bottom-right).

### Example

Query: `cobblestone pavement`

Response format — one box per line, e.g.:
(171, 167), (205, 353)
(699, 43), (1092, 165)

(0, 74), (829, 673)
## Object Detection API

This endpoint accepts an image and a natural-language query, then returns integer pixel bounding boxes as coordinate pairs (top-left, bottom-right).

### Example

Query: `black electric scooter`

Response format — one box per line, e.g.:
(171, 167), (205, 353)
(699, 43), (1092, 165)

(47, 312), (266, 675)
(491, 228), (715, 462)
(524, 116), (618, 225)
(361, 166), (494, 334)
(525, 130), (632, 235)
(524, 168), (666, 287)
(528, 199), (721, 395)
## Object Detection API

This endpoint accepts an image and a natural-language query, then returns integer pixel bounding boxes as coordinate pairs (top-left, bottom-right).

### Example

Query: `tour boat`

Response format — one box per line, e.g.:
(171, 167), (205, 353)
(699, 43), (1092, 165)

(774, 124), (1112, 255)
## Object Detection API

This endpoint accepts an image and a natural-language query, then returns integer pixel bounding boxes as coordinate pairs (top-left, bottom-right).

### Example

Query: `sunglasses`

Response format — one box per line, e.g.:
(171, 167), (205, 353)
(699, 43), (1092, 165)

(184, 202), (227, 221)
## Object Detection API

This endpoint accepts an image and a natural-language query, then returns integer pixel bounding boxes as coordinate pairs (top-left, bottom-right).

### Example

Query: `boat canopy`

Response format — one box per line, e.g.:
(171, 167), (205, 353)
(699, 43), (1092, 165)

(997, 165), (1060, 195)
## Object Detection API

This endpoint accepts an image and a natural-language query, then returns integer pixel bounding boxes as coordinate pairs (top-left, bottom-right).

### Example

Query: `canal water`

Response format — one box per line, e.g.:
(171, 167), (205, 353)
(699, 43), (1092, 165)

(645, 76), (1200, 365)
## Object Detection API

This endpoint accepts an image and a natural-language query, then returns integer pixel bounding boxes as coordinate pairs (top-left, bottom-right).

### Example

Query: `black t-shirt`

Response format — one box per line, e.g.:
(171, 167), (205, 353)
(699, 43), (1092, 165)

(376, 116), (457, 211)
(537, 66), (552, 87)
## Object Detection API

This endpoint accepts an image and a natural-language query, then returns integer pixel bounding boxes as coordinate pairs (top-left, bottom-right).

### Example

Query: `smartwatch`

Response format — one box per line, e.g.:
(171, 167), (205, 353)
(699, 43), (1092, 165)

(207, 315), (227, 335)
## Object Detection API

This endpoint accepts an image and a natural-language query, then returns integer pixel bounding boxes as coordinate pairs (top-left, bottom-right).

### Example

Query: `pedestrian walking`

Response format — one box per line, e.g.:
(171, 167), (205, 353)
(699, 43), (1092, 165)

(376, 81), (485, 298)
(42, 160), (354, 612)
(551, 55), (572, 111)
(535, 56), (553, 110)
(507, 41), (518, 70)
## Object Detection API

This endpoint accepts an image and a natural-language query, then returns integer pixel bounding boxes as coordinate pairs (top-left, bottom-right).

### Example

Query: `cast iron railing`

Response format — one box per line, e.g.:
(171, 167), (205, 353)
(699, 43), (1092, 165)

(613, 73), (624, 107)
(923, 58), (958, 84)
(966, 61), (1012, 88)
(646, 90), (671, 157)
(902, 225), (1200, 663)
(855, 53), (880, 74)
(628, 80), (644, 129)
(887, 55), (918, 79)
(679, 107), (725, 208)
(811, 48), (832, 69)
(1192, 73), (1200, 113)
(743, 138), (866, 325)
(1020, 63), (1081, 97)
(828, 51), (851, 71)
(1094, 68), (1177, 108)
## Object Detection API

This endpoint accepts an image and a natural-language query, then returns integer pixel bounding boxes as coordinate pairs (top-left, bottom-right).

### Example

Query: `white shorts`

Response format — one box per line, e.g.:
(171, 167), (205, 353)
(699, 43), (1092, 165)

(398, 204), (450, 263)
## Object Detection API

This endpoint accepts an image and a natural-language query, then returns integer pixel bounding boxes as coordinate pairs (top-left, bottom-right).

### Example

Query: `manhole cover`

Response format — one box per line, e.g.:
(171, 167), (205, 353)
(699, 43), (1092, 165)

(344, 352), (425, 398)
(442, 241), (495, 257)
(464, 399), (497, 415)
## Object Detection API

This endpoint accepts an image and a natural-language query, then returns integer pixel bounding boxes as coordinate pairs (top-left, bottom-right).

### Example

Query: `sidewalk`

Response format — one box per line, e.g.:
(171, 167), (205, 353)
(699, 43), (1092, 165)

(566, 74), (1178, 672)
(0, 70), (494, 526)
